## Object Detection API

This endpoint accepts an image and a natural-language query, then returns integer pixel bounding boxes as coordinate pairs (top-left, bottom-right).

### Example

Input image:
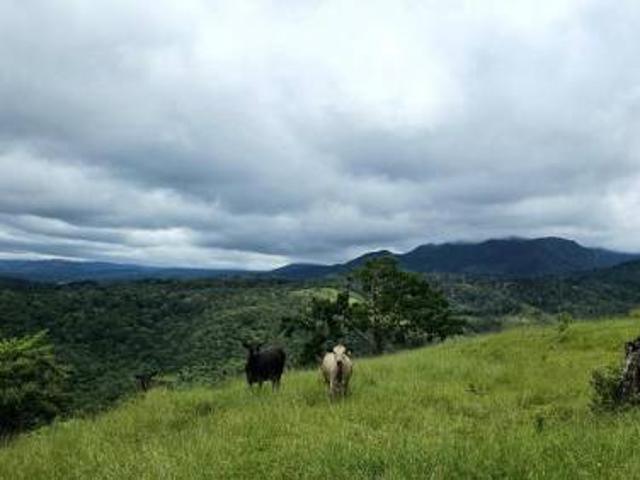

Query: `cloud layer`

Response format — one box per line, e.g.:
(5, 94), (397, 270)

(1, 0), (640, 268)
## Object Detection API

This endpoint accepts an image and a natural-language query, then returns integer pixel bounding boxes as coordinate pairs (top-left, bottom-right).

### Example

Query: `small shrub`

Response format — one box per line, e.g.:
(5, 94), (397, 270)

(556, 312), (574, 335)
(533, 414), (545, 433)
(590, 365), (624, 411)
(193, 400), (215, 417)
(466, 382), (488, 396)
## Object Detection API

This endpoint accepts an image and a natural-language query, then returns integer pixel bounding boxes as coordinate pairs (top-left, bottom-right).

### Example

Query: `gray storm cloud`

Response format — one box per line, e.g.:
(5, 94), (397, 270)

(1, 0), (640, 268)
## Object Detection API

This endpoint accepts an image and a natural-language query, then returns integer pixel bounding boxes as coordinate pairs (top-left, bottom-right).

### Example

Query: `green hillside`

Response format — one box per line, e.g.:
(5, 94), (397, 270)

(3, 317), (640, 479)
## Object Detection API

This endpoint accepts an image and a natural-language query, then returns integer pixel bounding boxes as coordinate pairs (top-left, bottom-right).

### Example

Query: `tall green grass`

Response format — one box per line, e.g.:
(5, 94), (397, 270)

(2, 317), (640, 479)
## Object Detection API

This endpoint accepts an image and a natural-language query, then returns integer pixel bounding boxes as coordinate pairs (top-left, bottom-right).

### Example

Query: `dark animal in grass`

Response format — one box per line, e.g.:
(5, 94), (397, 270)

(134, 370), (158, 392)
(242, 342), (286, 390)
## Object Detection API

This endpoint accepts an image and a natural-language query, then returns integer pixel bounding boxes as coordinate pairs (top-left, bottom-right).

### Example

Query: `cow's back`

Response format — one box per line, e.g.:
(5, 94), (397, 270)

(259, 347), (286, 378)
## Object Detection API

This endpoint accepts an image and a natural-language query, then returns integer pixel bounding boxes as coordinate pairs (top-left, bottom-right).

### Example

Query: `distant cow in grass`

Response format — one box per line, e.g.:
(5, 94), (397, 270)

(320, 344), (353, 399)
(242, 342), (286, 390)
(134, 370), (158, 392)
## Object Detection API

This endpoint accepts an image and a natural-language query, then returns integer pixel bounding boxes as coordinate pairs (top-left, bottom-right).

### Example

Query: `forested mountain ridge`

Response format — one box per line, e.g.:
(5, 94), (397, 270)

(399, 237), (636, 275)
(274, 237), (638, 279)
(431, 258), (640, 325)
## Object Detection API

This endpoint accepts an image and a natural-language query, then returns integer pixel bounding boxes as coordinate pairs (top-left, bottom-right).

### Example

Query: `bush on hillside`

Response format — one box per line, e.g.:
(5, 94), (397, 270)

(592, 336), (640, 411)
(556, 312), (574, 334)
(590, 365), (624, 411)
(0, 331), (69, 434)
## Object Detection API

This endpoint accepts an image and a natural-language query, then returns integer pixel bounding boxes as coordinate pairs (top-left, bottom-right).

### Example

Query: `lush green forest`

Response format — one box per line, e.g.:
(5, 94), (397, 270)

(2, 258), (640, 423)
(431, 260), (640, 327)
(0, 278), (301, 414)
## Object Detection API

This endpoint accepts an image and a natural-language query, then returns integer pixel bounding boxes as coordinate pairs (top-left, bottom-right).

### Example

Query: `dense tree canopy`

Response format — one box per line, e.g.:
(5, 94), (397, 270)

(0, 331), (69, 434)
(1, 261), (639, 419)
(284, 257), (462, 361)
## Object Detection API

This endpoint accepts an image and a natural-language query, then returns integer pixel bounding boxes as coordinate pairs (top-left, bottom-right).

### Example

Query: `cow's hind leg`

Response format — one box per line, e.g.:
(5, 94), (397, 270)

(329, 379), (338, 400)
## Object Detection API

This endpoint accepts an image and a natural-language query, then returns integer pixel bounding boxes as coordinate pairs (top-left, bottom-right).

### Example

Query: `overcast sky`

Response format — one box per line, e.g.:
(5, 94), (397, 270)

(1, 1), (640, 269)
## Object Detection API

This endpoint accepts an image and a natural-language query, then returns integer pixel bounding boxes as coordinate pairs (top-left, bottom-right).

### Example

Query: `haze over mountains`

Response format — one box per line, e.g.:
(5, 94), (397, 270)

(1, 237), (637, 283)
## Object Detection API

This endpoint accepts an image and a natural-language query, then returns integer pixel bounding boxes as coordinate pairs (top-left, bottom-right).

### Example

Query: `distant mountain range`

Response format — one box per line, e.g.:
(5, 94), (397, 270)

(0, 260), (249, 283)
(271, 237), (639, 279)
(1, 237), (638, 283)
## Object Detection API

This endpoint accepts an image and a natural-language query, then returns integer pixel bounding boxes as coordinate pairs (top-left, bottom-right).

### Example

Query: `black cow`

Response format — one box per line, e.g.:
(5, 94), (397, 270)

(242, 342), (286, 390)
(134, 370), (158, 392)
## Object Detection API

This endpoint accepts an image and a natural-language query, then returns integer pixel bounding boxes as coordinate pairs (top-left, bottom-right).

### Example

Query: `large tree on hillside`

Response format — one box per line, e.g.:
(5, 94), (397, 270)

(350, 256), (462, 353)
(283, 256), (463, 360)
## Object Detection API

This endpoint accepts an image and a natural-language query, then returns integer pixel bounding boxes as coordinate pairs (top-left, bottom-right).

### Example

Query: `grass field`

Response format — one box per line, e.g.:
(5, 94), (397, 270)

(2, 317), (640, 479)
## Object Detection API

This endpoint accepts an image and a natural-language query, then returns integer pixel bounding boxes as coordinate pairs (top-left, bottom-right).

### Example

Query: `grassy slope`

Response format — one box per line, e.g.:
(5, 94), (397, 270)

(3, 318), (640, 479)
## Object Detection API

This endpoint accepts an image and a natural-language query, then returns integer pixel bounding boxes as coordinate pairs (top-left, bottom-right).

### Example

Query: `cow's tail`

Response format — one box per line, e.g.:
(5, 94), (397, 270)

(336, 359), (343, 383)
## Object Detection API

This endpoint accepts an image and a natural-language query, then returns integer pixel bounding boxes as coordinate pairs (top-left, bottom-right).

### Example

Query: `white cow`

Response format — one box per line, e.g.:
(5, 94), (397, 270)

(320, 344), (353, 399)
